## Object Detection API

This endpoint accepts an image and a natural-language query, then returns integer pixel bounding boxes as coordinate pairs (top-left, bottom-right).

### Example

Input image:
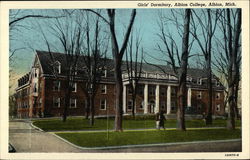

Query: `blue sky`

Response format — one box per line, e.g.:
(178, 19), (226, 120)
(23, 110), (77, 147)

(9, 9), (190, 74)
(9, 8), (232, 80)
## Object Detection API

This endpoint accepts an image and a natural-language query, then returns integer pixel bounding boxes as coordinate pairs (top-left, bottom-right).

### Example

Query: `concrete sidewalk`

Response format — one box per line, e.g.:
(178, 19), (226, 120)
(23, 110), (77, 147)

(9, 121), (82, 152)
(9, 120), (242, 152)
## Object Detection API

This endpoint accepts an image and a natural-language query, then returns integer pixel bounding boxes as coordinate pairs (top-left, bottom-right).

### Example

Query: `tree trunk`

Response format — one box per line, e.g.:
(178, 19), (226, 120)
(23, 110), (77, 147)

(90, 94), (95, 126)
(234, 81), (240, 119)
(63, 80), (70, 122)
(114, 59), (123, 131)
(176, 9), (191, 131)
(132, 93), (136, 118)
(206, 59), (213, 125)
(227, 84), (235, 129)
(227, 8), (241, 130)
(85, 95), (90, 119)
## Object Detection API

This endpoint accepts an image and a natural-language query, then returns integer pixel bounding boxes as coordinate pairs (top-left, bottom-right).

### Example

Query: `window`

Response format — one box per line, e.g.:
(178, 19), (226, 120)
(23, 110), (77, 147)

(70, 98), (77, 108)
(197, 78), (202, 85)
(128, 87), (133, 95)
(160, 88), (166, 96)
(127, 100), (133, 110)
(34, 83), (37, 93)
(71, 82), (77, 92)
(161, 101), (166, 109)
(138, 86), (143, 95)
(149, 86), (155, 96)
(101, 85), (107, 94)
(39, 98), (42, 106)
(171, 88), (176, 97)
(101, 69), (107, 77)
(216, 81), (220, 87)
(54, 61), (61, 74)
(216, 93), (220, 99)
(53, 97), (60, 108)
(197, 91), (202, 99)
(53, 81), (61, 91)
(100, 99), (106, 110)
(70, 65), (77, 76)
(140, 101), (144, 109)
(197, 104), (202, 110)
(216, 104), (220, 111)
(171, 101), (176, 110)
(34, 68), (38, 77)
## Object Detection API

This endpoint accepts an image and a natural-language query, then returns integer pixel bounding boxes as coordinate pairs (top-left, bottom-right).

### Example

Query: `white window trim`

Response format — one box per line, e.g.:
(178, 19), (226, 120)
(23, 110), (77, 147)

(53, 97), (60, 108)
(216, 104), (221, 111)
(70, 98), (77, 108)
(100, 99), (107, 110)
(72, 82), (77, 92)
(139, 101), (144, 109)
(101, 84), (107, 94)
(197, 78), (202, 85)
(102, 69), (107, 78)
(216, 92), (220, 99)
(216, 80), (220, 86)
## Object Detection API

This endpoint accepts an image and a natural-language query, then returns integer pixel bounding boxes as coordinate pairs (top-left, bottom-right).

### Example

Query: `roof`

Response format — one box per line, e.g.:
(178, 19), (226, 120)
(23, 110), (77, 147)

(36, 50), (207, 79)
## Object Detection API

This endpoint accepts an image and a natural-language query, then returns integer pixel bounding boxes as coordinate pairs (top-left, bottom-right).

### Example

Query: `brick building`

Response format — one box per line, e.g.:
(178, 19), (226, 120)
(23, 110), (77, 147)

(15, 51), (225, 118)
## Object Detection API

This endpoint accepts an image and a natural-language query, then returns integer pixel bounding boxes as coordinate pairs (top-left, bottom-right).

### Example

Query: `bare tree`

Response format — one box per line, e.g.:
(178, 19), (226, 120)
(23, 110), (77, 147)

(157, 9), (192, 131)
(190, 9), (221, 125)
(78, 11), (109, 126)
(38, 10), (83, 122)
(125, 33), (143, 118)
(213, 9), (241, 129)
(9, 10), (66, 60)
(86, 9), (137, 131)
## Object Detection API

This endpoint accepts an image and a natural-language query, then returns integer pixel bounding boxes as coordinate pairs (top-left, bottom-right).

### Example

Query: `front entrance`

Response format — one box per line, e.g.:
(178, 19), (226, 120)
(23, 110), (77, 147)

(149, 100), (155, 113)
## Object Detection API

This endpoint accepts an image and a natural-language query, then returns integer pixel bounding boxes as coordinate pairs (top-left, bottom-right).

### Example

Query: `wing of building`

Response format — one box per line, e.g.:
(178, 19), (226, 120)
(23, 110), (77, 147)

(15, 50), (225, 118)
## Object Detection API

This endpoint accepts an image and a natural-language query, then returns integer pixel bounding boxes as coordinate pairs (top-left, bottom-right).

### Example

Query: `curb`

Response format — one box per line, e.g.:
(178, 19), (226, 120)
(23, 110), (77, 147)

(50, 131), (242, 150)
(30, 122), (44, 132)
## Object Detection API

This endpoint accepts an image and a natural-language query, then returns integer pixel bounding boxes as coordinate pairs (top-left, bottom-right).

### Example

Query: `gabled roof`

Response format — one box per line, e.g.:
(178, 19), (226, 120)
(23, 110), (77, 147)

(36, 50), (208, 79)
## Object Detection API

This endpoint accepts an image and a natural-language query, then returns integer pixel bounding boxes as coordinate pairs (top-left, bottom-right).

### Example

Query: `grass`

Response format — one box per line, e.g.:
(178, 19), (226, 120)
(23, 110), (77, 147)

(56, 128), (241, 147)
(33, 117), (241, 131)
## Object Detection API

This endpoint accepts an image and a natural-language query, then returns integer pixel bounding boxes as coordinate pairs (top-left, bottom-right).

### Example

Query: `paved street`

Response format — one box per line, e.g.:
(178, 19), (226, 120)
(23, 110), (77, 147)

(9, 120), (242, 153)
(9, 120), (82, 152)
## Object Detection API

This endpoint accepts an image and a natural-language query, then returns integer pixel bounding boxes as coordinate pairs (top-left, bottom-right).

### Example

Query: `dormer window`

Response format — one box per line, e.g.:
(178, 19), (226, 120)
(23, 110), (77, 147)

(54, 61), (61, 74)
(197, 78), (202, 85)
(216, 81), (220, 87)
(101, 69), (107, 78)
(70, 65), (77, 76)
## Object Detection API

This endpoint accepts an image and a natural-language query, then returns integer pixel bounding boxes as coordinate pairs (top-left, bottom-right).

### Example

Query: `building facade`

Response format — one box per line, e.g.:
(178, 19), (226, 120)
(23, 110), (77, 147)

(15, 51), (225, 118)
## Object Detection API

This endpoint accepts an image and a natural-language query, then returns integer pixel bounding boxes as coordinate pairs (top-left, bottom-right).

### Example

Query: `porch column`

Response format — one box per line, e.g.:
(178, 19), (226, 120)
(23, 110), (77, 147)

(167, 85), (171, 114)
(144, 83), (148, 114)
(123, 84), (127, 113)
(187, 87), (192, 107)
(155, 84), (160, 113)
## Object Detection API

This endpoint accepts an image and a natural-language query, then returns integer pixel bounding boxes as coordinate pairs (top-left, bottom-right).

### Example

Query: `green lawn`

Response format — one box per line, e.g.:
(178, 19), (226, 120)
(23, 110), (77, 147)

(33, 117), (241, 131)
(56, 128), (241, 147)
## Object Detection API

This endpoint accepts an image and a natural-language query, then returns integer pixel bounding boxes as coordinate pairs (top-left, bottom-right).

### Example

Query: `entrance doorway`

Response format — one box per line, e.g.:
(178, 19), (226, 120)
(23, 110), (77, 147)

(149, 100), (155, 113)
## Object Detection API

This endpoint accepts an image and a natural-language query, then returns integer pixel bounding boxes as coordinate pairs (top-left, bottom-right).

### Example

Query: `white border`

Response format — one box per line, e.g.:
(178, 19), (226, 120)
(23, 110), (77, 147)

(1, 1), (249, 159)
